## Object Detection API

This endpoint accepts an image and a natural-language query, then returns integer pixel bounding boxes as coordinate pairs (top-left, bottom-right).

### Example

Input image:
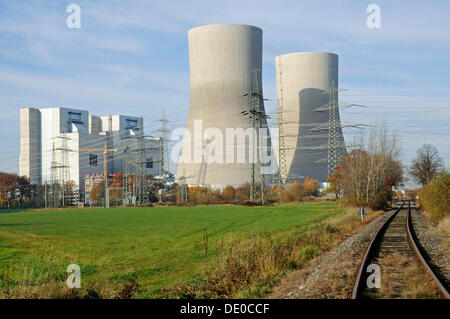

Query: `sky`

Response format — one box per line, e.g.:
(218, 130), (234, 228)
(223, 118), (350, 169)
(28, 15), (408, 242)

(0, 0), (449, 186)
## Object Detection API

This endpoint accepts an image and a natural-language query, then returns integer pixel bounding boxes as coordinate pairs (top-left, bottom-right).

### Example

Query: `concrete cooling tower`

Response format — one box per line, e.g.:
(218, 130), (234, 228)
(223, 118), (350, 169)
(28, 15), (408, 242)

(276, 52), (345, 183)
(176, 24), (270, 187)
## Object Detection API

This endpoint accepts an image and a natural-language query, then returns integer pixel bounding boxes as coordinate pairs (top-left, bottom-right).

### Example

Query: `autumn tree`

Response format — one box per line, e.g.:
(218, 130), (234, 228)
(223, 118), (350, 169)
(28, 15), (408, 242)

(90, 181), (105, 206)
(323, 174), (342, 200)
(235, 183), (250, 202)
(304, 177), (319, 196)
(0, 172), (33, 207)
(409, 144), (444, 186)
(109, 172), (124, 205)
(223, 185), (236, 202)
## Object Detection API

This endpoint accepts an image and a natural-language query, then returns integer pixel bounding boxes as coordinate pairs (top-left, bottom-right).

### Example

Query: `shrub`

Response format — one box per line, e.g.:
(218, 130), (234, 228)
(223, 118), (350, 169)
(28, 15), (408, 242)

(283, 181), (304, 202)
(304, 177), (319, 196)
(419, 173), (450, 219)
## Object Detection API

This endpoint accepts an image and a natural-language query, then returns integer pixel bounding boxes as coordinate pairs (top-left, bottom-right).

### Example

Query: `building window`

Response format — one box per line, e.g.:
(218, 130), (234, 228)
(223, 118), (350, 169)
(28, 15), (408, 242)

(146, 158), (153, 169)
(68, 111), (83, 133)
(126, 118), (138, 129)
(89, 154), (98, 166)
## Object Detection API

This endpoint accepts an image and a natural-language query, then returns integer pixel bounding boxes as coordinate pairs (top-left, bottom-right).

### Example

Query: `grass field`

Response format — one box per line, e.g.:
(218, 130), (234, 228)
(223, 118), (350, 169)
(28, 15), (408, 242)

(0, 202), (348, 298)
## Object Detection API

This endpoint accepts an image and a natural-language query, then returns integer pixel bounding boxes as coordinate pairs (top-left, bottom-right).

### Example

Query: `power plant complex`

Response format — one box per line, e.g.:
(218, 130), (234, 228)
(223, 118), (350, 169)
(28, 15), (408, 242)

(19, 24), (347, 204)
(19, 107), (162, 203)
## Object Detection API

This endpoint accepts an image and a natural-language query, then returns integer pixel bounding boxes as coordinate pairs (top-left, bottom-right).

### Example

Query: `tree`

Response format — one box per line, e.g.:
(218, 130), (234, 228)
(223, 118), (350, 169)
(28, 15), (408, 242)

(332, 126), (403, 209)
(110, 172), (124, 205)
(0, 172), (33, 207)
(304, 177), (319, 196)
(90, 181), (105, 206)
(410, 144), (444, 186)
(223, 185), (236, 202)
(323, 174), (342, 200)
(235, 183), (250, 202)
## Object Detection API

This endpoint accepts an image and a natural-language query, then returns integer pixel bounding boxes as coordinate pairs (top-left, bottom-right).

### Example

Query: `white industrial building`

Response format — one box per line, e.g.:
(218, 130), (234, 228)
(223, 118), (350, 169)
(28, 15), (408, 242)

(20, 107), (161, 199)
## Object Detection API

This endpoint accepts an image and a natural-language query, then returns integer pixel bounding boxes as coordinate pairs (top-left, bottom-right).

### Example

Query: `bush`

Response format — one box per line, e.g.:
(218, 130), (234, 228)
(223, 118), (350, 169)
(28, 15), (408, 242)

(283, 181), (304, 202)
(419, 173), (450, 219)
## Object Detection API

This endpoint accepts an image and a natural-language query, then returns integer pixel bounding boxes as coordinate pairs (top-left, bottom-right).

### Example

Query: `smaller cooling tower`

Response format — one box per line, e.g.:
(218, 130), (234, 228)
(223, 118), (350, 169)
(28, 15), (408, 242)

(276, 52), (345, 183)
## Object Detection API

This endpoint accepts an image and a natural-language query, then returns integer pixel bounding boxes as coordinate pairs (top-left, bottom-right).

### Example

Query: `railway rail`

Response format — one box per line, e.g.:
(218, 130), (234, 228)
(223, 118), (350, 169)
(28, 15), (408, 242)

(352, 202), (449, 299)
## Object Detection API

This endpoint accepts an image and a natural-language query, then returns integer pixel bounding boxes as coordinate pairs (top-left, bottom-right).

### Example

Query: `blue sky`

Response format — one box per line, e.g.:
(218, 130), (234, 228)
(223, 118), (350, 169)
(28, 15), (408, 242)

(0, 0), (449, 185)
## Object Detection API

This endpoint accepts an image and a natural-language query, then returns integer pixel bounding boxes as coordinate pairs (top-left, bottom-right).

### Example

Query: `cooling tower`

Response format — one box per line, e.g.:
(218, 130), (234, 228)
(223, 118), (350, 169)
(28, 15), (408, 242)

(276, 52), (345, 183)
(176, 24), (269, 187)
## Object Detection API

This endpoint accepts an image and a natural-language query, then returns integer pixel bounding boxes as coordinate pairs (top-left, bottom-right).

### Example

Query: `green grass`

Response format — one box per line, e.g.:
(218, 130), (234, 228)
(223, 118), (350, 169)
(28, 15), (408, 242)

(0, 202), (345, 297)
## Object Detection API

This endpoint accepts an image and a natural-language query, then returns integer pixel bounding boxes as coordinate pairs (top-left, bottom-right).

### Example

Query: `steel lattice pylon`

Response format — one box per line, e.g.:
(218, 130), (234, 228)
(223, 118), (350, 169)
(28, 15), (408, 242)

(277, 58), (288, 187)
(158, 108), (170, 201)
(326, 80), (346, 177)
(248, 70), (266, 205)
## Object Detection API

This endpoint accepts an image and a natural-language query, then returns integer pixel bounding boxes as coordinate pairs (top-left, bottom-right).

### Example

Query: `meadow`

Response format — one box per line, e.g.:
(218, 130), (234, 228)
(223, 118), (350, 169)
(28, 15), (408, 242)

(0, 202), (349, 298)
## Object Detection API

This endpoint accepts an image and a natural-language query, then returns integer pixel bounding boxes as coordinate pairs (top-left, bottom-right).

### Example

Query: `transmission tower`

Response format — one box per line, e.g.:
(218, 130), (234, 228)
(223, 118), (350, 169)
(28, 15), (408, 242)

(157, 108), (170, 201)
(326, 81), (342, 176)
(55, 135), (73, 207)
(107, 113), (114, 174)
(309, 81), (368, 177)
(242, 69), (267, 205)
(122, 139), (133, 206)
(50, 141), (58, 207)
(136, 131), (147, 206)
(121, 132), (160, 206)
(197, 139), (211, 186)
(178, 168), (194, 204)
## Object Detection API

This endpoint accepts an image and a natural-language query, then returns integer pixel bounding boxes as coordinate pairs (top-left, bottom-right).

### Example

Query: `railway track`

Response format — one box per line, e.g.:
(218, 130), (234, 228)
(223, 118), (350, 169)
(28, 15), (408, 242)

(352, 202), (450, 299)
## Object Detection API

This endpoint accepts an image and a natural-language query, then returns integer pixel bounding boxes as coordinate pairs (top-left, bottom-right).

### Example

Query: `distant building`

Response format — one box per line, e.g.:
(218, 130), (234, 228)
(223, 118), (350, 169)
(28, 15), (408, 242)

(19, 107), (161, 199)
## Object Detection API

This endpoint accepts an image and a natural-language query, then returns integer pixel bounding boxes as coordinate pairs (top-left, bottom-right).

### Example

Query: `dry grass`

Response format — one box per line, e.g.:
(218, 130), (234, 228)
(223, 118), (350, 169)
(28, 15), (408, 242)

(308, 254), (360, 299)
(160, 206), (385, 299)
(364, 252), (442, 299)
(430, 214), (450, 258)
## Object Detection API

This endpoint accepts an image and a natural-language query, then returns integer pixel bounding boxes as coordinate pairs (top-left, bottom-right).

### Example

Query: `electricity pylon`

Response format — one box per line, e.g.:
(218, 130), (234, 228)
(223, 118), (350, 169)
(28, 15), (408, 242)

(55, 135), (73, 206)
(157, 108), (170, 201)
(79, 141), (118, 208)
(178, 168), (195, 204)
(197, 139), (211, 186)
(122, 140), (133, 206)
(242, 69), (267, 205)
(311, 81), (368, 177)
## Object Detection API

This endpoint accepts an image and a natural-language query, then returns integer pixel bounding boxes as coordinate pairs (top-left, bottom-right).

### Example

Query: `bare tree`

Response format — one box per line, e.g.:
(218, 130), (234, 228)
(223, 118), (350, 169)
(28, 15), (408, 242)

(409, 144), (444, 186)
(334, 125), (403, 209)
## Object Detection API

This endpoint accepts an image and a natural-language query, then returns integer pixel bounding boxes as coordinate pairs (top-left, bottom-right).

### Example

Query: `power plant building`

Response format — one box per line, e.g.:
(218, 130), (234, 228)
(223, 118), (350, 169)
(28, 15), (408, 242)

(276, 52), (346, 183)
(19, 107), (161, 198)
(176, 24), (272, 187)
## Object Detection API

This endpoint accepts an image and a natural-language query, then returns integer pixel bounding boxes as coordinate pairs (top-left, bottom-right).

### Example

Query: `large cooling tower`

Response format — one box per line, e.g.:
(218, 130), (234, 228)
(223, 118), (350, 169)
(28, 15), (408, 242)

(176, 24), (269, 187)
(276, 52), (345, 183)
